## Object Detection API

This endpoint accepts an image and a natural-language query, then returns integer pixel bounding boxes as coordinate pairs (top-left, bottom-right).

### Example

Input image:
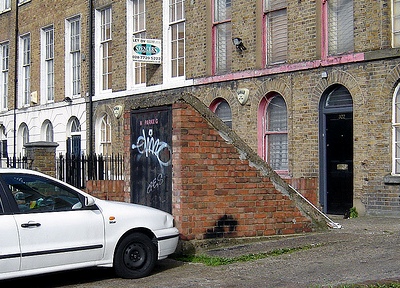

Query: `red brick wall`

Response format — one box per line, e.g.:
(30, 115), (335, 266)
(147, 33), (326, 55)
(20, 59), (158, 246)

(172, 103), (313, 240)
(288, 177), (319, 207)
(85, 180), (125, 202)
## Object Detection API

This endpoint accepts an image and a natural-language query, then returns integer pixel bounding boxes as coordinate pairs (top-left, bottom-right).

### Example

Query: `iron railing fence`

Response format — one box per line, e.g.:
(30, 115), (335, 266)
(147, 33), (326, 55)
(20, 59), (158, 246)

(0, 153), (124, 189)
(57, 153), (124, 189)
(0, 155), (31, 169)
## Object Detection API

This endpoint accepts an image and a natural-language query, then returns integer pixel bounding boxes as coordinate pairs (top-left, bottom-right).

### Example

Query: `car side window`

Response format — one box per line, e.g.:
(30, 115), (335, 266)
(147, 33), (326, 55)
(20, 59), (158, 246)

(3, 174), (83, 213)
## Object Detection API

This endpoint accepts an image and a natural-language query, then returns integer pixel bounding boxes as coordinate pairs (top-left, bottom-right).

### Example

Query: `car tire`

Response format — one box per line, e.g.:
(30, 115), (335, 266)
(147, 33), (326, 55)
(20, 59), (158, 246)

(114, 233), (157, 279)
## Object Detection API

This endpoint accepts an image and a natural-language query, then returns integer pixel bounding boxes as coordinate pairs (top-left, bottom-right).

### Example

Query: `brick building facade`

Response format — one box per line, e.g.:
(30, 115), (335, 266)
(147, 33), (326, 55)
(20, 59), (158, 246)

(0, 0), (399, 232)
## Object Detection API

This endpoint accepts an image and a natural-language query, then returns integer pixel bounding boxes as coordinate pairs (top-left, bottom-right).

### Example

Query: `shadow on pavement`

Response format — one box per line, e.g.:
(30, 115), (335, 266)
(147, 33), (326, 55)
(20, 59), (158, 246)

(0, 258), (183, 288)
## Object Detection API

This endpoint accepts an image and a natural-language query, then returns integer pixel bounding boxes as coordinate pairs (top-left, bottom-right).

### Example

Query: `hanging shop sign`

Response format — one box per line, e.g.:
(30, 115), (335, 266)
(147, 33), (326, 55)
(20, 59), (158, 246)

(132, 38), (162, 64)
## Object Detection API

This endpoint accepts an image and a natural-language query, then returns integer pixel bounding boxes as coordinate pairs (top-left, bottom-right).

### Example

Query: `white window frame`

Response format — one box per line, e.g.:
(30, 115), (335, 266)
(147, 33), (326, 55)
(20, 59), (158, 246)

(163, 0), (186, 83)
(99, 113), (111, 155)
(18, 0), (31, 5)
(101, 7), (112, 92)
(392, 0), (400, 47)
(18, 123), (29, 156)
(42, 120), (54, 142)
(0, 42), (9, 111)
(41, 26), (54, 103)
(169, 0), (185, 78)
(19, 34), (31, 108)
(392, 83), (400, 175)
(0, 0), (10, 13)
(95, 7), (112, 94)
(127, 0), (147, 89)
(264, 0), (287, 65)
(65, 16), (81, 98)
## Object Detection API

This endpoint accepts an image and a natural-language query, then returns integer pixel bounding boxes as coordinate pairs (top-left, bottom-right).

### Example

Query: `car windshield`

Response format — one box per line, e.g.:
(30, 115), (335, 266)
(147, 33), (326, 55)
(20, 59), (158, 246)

(2, 173), (82, 213)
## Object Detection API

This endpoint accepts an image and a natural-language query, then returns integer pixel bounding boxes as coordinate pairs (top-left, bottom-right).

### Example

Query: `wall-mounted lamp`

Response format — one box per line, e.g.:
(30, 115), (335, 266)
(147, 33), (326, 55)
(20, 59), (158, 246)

(232, 37), (247, 52)
(64, 97), (73, 104)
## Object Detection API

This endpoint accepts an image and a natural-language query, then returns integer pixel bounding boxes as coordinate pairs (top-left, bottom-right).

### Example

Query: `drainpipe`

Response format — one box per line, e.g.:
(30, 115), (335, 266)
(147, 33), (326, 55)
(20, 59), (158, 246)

(13, 1), (19, 167)
(88, 0), (93, 156)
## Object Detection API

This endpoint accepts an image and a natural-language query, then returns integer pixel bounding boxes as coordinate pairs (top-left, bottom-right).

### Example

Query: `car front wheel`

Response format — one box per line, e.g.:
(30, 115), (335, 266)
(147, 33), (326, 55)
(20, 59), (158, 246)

(114, 233), (157, 279)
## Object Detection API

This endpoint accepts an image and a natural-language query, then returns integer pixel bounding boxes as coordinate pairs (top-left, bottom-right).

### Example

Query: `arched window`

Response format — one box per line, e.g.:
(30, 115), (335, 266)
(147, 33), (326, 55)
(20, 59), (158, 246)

(18, 123), (29, 156)
(100, 113), (111, 155)
(393, 83), (400, 174)
(210, 98), (232, 128)
(42, 120), (53, 142)
(67, 117), (81, 156)
(70, 117), (81, 134)
(260, 95), (288, 171)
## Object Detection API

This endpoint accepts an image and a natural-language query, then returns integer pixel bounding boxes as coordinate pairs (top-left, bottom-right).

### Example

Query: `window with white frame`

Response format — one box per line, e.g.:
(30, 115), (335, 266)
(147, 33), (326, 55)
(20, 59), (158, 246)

(169, 0), (185, 78)
(100, 7), (112, 91)
(67, 117), (81, 156)
(71, 117), (81, 133)
(327, 0), (354, 55)
(18, 123), (29, 156)
(392, 83), (400, 174)
(100, 114), (111, 155)
(0, 42), (8, 111)
(42, 120), (54, 142)
(392, 0), (400, 47)
(42, 26), (54, 102)
(20, 34), (31, 107)
(132, 0), (146, 85)
(264, 0), (287, 65)
(0, 0), (10, 13)
(264, 95), (288, 171)
(66, 16), (81, 97)
(213, 0), (232, 74)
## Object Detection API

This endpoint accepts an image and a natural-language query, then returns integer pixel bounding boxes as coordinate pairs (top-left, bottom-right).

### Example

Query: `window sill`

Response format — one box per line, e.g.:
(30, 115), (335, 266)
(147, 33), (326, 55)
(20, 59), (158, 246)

(0, 8), (11, 15)
(383, 174), (400, 185)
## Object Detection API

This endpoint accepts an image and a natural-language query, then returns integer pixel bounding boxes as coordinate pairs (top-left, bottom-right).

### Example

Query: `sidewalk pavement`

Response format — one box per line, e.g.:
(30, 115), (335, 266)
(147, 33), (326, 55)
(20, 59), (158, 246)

(203, 215), (400, 259)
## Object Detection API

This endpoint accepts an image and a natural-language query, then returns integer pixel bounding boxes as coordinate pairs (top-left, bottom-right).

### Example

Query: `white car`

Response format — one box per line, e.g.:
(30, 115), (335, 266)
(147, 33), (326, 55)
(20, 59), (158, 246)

(0, 168), (179, 280)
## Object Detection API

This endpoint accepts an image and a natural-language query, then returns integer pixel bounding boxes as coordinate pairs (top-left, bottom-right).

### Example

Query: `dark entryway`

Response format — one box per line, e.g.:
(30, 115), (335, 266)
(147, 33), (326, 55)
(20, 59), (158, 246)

(325, 112), (353, 214)
(320, 85), (353, 214)
(130, 106), (172, 213)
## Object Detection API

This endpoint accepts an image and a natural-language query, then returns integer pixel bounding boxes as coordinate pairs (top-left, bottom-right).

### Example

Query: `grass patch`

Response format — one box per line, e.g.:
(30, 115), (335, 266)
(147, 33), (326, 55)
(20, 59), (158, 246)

(174, 244), (319, 266)
(336, 284), (400, 288)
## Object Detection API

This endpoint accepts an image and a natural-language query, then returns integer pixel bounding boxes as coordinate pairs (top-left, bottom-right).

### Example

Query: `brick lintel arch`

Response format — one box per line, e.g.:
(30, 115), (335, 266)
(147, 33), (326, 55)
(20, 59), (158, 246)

(252, 78), (291, 109)
(310, 69), (363, 110)
(203, 87), (239, 127)
(380, 63), (400, 99)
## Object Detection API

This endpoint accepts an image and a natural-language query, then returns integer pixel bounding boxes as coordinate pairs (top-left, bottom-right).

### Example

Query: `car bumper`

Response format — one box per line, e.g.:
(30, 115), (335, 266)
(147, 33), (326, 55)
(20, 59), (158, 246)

(155, 227), (180, 259)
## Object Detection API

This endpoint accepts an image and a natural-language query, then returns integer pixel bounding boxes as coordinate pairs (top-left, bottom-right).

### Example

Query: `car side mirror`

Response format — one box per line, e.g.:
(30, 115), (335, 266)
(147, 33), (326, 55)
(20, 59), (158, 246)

(85, 196), (96, 207)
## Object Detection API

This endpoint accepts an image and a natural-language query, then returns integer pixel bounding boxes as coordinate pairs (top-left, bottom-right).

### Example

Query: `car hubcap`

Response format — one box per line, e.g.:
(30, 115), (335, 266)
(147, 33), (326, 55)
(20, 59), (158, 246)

(123, 243), (146, 269)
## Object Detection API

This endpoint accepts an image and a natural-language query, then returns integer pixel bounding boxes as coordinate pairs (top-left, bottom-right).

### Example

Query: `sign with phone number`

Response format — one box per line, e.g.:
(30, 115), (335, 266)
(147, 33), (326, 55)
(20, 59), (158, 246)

(133, 38), (162, 64)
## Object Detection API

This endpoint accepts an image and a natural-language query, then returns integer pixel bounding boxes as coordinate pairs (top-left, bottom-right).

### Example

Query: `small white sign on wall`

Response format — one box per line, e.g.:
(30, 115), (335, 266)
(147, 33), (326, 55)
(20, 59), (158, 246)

(132, 38), (162, 64)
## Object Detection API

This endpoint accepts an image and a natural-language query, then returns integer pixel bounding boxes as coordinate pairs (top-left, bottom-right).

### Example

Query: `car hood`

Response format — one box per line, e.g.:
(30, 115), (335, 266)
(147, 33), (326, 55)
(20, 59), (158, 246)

(94, 199), (175, 231)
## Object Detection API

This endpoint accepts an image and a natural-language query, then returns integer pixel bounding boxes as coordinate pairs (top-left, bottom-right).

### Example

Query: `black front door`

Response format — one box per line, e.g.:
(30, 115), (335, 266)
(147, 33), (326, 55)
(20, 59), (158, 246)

(325, 112), (353, 214)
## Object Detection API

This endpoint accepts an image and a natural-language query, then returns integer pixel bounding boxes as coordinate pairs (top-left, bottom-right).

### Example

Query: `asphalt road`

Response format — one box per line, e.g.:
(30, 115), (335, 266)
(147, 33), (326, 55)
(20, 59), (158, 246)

(2, 215), (399, 288)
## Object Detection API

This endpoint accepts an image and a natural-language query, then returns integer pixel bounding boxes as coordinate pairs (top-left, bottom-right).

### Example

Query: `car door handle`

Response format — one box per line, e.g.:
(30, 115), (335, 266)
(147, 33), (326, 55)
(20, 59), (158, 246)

(21, 222), (41, 228)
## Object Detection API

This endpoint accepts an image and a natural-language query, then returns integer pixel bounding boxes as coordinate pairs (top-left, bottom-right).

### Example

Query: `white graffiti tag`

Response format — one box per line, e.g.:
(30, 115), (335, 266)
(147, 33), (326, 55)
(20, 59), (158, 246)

(147, 174), (165, 194)
(132, 129), (172, 167)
